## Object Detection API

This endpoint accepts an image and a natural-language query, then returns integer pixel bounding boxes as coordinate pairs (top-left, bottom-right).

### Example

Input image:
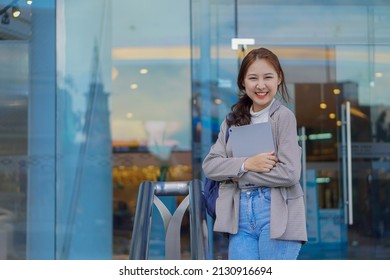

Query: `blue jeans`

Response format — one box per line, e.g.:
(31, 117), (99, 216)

(228, 187), (302, 260)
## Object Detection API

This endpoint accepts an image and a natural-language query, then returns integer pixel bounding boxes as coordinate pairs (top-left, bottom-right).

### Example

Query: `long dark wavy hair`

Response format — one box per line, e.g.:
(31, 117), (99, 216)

(226, 47), (290, 127)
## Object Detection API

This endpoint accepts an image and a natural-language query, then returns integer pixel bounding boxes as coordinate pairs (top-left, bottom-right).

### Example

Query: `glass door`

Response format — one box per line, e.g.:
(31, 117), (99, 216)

(241, 44), (390, 260)
(234, 0), (390, 261)
(298, 45), (390, 260)
(335, 45), (390, 259)
(294, 78), (349, 259)
(191, 0), (390, 259)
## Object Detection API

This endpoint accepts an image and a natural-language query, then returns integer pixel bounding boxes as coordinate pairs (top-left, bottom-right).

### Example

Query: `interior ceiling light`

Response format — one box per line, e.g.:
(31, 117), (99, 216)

(333, 88), (341, 95)
(12, 6), (20, 18)
(214, 98), (222, 105)
(26, 0), (32, 5)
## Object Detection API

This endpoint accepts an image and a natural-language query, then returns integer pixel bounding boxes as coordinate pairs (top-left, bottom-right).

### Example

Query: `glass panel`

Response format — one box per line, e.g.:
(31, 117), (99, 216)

(28, 1), (57, 260)
(0, 0), (32, 260)
(56, 0), (113, 259)
(111, 0), (192, 259)
(191, 0), (237, 260)
(235, 0), (390, 259)
(0, 1), (56, 260)
(374, 6), (390, 44)
(336, 41), (390, 258)
(238, 2), (373, 45)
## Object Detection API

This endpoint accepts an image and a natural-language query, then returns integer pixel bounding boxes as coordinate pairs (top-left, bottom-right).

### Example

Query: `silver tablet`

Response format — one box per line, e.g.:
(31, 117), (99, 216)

(229, 122), (275, 157)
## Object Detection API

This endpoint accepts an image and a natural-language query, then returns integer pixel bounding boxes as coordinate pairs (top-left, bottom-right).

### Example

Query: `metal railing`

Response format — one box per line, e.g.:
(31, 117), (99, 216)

(129, 179), (208, 260)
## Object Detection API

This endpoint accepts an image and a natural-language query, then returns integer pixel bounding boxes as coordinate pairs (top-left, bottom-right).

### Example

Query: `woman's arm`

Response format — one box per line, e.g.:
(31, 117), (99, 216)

(202, 121), (246, 181)
(239, 109), (302, 187)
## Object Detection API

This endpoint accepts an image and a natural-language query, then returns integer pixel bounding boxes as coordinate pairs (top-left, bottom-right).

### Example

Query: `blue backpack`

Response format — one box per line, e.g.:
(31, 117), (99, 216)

(203, 125), (230, 219)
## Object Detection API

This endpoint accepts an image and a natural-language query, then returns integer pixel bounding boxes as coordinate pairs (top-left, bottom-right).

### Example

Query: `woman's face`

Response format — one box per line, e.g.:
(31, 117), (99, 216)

(242, 58), (281, 112)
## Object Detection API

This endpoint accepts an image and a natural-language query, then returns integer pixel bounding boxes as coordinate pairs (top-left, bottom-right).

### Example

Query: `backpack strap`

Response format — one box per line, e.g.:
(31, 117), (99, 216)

(225, 125), (230, 143)
(225, 112), (232, 143)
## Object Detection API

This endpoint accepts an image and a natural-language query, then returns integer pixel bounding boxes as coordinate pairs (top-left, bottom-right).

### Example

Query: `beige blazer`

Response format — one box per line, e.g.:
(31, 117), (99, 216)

(202, 99), (308, 242)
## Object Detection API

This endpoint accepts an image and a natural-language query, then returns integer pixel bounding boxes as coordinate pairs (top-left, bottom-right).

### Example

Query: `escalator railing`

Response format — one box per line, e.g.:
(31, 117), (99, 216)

(129, 179), (208, 260)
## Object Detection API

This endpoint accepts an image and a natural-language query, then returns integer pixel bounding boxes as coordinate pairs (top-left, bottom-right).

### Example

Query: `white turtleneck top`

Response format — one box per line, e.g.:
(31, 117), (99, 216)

(250, 98), (275, 124)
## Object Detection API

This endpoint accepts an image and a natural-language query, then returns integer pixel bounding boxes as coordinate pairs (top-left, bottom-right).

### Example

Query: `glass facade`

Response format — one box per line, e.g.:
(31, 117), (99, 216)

(0, 0), (389, 260)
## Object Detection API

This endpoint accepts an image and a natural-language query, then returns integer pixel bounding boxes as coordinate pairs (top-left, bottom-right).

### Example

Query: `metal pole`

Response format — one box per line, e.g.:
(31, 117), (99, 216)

(128, 181), (155, 259)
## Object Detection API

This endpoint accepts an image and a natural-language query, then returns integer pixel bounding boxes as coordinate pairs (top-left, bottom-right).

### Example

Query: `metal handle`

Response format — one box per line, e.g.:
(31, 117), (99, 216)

(299, 126), (307, 204)
(341, 101), (353, 225)
(129, 180), (208, 260)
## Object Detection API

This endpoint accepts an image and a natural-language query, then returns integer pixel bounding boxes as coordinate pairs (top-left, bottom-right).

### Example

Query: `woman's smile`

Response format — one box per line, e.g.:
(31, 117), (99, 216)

(255, 91), (268, 98)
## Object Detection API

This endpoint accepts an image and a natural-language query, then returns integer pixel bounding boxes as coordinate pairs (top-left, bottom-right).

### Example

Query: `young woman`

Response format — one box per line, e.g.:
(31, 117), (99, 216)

(202, 47), (307, 260)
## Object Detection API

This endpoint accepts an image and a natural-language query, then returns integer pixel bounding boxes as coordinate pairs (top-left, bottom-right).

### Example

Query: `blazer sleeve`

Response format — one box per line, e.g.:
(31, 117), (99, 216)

(239, 108), (302, 188)
(202, 120), (246, 181)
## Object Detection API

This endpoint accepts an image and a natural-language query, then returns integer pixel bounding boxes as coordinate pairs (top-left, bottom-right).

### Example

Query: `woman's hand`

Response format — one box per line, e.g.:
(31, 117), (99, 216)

(243, 152), (277, 173)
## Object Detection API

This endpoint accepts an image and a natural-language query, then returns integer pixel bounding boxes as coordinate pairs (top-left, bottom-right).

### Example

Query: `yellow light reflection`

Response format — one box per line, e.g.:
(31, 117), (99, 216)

(333, 88), (341, 95)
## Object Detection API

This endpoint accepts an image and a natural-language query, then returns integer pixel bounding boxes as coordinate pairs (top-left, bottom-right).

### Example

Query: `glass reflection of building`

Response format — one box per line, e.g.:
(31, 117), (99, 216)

(0, 0), (390, 260)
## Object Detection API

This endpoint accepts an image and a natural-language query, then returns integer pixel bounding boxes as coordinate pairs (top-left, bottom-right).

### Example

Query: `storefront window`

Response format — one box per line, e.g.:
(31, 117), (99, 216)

(1, 0), (389, 261)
